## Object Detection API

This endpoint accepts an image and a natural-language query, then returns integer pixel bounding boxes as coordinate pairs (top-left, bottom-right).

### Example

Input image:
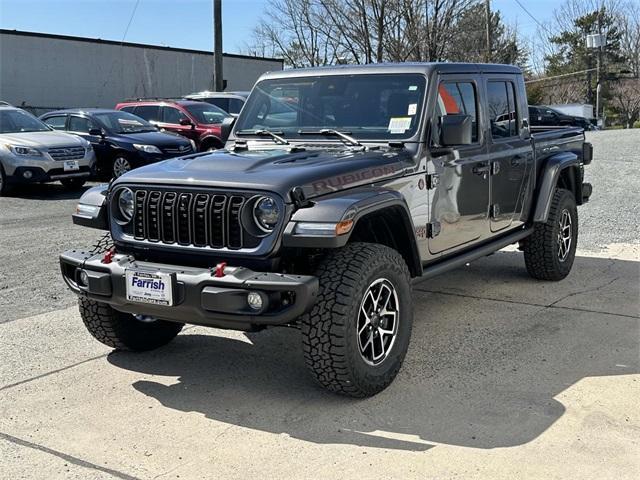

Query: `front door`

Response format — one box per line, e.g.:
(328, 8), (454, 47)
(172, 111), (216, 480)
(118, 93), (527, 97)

(485, 77), (532, 232)
(158, 106), (198, 141)
(428, 77), (490, 255)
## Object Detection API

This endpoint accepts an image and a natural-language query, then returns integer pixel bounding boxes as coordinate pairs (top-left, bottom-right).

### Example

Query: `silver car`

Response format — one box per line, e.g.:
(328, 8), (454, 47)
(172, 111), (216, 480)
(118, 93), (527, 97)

(0, 105), (96, 195)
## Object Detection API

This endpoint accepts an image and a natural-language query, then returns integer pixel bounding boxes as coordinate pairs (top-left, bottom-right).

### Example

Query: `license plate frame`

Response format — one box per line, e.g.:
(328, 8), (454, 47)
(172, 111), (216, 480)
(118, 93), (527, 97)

(63, 160), (80, 172)
(125, 270), (175, 306)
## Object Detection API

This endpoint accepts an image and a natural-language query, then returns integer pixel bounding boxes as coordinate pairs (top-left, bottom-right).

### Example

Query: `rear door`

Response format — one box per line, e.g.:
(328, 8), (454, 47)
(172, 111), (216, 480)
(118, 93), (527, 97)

(428, 75), (490, 255)
(67, 115), (110, 161)
(484, 76), (533, 232)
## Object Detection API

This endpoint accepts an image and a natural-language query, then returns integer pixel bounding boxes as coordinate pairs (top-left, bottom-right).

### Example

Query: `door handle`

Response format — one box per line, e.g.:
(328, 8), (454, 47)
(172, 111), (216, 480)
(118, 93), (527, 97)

(472, 163), (490, 175)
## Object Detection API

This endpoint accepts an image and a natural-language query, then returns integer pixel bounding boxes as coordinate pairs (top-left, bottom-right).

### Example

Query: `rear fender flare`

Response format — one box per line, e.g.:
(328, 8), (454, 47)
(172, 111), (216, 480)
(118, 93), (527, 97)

(533, 152), (581, 223)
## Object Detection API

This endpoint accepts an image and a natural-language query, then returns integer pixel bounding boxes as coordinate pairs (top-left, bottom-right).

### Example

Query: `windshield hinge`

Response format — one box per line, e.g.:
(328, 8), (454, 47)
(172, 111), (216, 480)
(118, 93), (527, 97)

(231, 140), (248, 151)
(426, 173), (439, 189)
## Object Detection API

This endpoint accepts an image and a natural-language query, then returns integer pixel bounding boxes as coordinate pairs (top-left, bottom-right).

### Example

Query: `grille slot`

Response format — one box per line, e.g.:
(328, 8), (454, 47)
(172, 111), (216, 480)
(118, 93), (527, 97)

(48, 146), (86, 161)
(129, 189), (256, 250)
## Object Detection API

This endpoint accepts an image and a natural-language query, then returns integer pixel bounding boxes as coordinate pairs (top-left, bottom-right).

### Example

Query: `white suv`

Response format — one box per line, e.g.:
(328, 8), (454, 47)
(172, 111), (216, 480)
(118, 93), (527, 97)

(0, 106), (96, 195)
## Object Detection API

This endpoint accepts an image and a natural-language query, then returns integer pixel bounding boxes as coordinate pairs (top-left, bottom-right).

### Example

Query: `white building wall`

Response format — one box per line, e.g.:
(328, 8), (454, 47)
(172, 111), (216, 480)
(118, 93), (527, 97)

(0, 31), (282, 109)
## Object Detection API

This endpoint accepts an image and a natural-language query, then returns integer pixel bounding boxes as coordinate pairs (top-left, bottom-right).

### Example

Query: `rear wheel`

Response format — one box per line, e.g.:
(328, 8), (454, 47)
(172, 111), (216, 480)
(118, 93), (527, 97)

(300, 243), (413, 397)
(524, 188), (578, 280)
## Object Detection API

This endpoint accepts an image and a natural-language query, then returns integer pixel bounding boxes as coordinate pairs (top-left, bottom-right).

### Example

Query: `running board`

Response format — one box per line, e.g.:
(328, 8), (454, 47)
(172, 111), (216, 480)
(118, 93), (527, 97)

(413, 227), (533, 285)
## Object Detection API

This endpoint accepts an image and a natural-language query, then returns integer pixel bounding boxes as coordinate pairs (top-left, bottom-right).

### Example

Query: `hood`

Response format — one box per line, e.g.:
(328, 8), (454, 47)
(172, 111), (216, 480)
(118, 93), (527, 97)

(111, 130), (192, 147)
(0, 130), (87, 148)
(113, 146), (415, 201)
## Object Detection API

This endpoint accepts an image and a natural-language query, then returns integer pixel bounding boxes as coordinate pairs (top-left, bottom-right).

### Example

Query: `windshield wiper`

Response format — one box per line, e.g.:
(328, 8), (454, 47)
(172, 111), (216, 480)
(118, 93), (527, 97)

(236, 129), (289, 145)
(298, 129), (361, 146)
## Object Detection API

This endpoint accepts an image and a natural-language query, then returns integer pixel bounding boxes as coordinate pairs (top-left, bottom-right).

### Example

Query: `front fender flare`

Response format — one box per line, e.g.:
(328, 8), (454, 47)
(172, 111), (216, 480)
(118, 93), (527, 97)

(283, 188), (421, 275)
(72, 184), (109, 230)
(533, 152), (580, 223)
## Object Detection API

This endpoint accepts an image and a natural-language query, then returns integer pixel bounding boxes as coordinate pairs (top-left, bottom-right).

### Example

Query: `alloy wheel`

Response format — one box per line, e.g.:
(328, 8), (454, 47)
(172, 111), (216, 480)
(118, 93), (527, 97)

(557, 208), (572, 262)
(113, 157), (131, 178)
(357, 278), (400, 366)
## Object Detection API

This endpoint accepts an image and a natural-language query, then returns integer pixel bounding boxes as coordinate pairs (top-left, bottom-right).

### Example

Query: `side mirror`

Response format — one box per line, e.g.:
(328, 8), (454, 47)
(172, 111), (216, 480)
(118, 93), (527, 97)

(179, 118), (192, 126)
(88, 128), (103, 137)
(220, 116), (236, 143)
(439, 114), (473, 146)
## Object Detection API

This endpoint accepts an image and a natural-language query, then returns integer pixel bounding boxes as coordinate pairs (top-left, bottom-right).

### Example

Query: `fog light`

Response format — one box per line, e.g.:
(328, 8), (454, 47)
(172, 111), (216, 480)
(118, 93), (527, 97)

(78, 269), (89, 287)
(247, 291), (263, 310)
(23, 170), (33, 179)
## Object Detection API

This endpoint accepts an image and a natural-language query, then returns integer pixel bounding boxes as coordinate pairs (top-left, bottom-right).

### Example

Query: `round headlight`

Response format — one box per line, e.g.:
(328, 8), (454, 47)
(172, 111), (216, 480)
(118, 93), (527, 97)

(253, 196), (279, 232)
(117, 188), (134, 222)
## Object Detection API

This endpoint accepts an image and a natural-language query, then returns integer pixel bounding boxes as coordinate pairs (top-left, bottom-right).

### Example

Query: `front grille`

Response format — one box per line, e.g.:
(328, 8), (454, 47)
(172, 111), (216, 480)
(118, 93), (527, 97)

(162, 145), (192, 155)
(48, 146), (86, 161)
(131, 188), (256, 250)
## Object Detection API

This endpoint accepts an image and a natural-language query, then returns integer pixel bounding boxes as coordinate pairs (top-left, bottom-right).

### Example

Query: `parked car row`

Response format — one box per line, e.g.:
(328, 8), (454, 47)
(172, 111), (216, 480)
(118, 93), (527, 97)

(0, 93), (243, 193)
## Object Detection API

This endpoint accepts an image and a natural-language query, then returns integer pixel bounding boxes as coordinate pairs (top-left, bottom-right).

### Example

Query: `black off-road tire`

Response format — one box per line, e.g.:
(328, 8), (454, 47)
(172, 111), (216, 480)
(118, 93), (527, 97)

(0, 164), (10, 196)
(78, 298), (183, 351)
(60, 178), (86, 190)
(524, 188), (578, 281)
(300, 242), (413, 397)
(78, 232), (183, 351)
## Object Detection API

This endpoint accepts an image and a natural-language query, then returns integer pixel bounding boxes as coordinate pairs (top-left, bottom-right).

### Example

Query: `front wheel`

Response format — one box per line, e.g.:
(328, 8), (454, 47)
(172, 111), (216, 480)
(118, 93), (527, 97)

(301, 243), (413, 397)
(79, 298), (184, 351)
(524, 188), (578, 280)
(112, 156), (132, 178)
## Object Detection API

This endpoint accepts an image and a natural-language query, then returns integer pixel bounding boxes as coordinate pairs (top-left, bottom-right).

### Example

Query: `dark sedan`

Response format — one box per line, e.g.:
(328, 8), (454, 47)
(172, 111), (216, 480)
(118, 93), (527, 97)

(40, 109), (195, 178)
(529, 105), (596, 130)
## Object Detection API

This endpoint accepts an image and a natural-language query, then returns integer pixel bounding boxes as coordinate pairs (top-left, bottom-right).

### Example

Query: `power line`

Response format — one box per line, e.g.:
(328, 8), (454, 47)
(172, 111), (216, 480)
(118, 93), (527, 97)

(525, 68), (597, 83)
(513, 0), (555, 37)
(122, 0), (141, 42)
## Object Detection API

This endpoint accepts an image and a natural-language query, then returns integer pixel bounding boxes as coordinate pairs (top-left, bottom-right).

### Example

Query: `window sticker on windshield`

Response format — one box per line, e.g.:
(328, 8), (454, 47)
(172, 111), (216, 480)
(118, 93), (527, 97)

(408, 85), (418, 91)
(407, 103), (418, 115)
(388, 117), (412, 134)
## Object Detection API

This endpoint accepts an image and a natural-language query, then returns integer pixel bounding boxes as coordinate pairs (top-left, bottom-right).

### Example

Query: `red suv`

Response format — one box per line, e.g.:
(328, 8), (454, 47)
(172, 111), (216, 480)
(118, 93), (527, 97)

(115, 99), (230, 151)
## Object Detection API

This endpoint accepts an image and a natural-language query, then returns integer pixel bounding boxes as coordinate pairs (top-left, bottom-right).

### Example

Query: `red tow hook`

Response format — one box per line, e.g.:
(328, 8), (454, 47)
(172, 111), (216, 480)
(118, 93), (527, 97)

(213, 262), (227, 277)
(101, 247), (116, 264)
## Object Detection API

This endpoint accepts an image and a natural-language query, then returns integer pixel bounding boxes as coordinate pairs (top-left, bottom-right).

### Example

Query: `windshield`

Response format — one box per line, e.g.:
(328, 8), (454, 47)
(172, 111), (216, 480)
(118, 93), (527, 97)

(94, 111), (156, 134)
(183, 103), (229, 125)
(0, 109), (51, 133)
(235, 73), (427, 141)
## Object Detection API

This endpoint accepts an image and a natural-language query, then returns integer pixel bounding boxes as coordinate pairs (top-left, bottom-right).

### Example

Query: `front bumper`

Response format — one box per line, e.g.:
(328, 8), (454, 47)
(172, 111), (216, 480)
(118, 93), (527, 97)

(3, 151), (96, 182)
(60, 250), (319, 329)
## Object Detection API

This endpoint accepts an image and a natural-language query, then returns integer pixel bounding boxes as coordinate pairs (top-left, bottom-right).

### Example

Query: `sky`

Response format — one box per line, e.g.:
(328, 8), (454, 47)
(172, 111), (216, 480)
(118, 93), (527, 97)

(0, 0), (560, 56)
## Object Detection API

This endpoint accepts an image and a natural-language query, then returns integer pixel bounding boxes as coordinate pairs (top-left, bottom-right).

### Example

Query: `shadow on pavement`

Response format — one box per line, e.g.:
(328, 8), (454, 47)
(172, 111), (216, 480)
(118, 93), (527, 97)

(4, 182), (97, 200)
(108, 252), (639, 452)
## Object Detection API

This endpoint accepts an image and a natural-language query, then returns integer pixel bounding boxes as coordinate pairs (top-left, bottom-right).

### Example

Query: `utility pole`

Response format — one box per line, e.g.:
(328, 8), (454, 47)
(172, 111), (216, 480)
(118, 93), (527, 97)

(213, 0), (224, 91)
(485, 0), (492, 63)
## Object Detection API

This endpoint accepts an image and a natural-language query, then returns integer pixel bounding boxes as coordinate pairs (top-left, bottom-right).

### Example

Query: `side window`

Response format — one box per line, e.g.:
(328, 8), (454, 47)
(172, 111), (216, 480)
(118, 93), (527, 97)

(162, 106), (184, 124)
(487, 81), (519, 139)
(44, 115), (67, 130)
(433, 81), (479, 143)
(120, 106), (135, 114)
(68, 116), (93, 133)
(228, 98), (244, 115)
(209, 98), (229, 112)
(133, 105), (161, 122)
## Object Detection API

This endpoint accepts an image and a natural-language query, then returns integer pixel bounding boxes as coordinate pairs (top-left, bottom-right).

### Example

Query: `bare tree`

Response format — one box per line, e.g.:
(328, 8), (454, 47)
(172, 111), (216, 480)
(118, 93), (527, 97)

(618, 0), (640, 76)
(609, 78), (640, 127)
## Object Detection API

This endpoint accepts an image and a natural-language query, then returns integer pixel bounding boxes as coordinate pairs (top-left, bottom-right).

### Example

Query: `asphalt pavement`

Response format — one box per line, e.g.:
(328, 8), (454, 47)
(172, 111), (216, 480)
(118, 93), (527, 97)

(0, 130), (638, 479)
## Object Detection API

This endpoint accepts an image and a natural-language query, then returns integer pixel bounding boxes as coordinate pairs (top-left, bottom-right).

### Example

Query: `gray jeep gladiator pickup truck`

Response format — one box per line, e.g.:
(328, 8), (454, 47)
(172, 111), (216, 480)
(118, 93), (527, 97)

(60, 63), (592, 397)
